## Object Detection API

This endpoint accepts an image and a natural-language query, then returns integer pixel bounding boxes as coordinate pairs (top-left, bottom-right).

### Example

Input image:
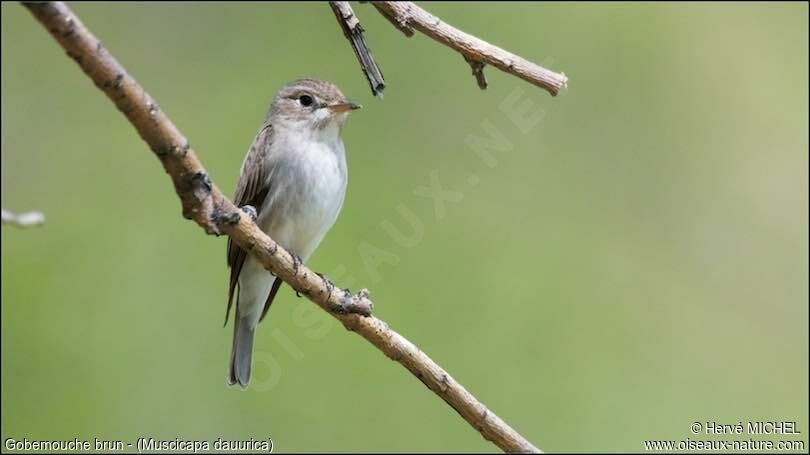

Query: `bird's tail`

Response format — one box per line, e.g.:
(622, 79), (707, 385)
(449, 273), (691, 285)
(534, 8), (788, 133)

(229, 310), (255, 390)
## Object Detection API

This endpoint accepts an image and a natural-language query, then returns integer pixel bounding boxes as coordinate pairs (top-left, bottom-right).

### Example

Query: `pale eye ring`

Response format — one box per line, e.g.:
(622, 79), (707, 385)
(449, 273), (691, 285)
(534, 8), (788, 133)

(298, 95), (314, 107)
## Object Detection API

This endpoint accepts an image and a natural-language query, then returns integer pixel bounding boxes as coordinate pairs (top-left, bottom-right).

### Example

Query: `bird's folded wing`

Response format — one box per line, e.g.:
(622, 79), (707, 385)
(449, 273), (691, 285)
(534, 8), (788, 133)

(225, 123), (275, 325)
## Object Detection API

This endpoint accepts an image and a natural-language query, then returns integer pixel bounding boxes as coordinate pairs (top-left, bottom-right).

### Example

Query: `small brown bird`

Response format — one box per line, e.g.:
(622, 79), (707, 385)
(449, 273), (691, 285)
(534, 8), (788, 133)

(226, 79), (360, 389)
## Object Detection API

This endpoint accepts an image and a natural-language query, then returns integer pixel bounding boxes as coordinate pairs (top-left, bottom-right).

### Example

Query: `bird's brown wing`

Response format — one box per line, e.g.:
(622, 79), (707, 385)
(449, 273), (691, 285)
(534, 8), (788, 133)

(225, 123), (275, 325)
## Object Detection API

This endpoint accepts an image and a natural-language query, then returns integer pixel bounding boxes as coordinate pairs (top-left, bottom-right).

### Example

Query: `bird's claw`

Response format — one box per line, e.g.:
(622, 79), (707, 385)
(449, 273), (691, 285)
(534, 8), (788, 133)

(291, 252), (303, 275)
(240, 205), (258, 221)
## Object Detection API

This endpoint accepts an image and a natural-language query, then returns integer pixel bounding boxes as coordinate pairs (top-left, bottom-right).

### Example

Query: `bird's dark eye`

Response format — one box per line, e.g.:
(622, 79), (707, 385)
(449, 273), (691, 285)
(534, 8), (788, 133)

(298, 95), (314, 107)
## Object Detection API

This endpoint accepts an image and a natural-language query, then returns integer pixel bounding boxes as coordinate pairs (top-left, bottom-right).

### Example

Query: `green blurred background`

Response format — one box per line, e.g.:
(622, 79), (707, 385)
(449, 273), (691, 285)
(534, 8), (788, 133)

(2, 2), (807, 452)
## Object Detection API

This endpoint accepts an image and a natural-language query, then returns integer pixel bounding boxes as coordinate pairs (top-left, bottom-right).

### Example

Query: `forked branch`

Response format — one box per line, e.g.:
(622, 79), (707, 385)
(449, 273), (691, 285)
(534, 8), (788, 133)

(23, 2), (541, 453)
(372, 2), (567, 95)
(330, 1), (567, 96)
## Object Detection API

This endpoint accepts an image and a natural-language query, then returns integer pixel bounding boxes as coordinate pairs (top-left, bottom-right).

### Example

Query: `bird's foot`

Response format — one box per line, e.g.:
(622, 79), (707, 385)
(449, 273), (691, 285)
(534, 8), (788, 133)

(240, 205), (258, 221)
(290, 252), (303, 276)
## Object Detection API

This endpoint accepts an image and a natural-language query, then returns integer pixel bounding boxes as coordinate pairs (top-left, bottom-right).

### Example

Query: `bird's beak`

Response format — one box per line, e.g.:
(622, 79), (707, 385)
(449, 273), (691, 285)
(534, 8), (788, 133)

(327, 100), (362, 113)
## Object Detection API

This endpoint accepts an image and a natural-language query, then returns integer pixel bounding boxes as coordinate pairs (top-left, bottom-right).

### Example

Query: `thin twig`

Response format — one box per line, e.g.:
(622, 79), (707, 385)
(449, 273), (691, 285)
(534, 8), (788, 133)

(22, 2), (541, 453)
(371, 1), (568, 96)
(329, 1), (385, 97)
(464, 55), (488, 90)
(1, 209), (45, 227)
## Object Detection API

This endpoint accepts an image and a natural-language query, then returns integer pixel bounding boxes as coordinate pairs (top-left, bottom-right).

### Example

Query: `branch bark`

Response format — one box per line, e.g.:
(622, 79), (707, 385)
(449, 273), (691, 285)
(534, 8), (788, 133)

(22, 2), (542, 453)
(329, 1), (386, 97)
(1, 209), (45, 227)
(371, 1), (568, 96)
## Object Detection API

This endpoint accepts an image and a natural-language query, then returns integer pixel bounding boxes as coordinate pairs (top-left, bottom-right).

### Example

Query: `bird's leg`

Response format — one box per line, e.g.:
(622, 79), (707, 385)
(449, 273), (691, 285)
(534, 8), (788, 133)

(239, 205), (258, 221)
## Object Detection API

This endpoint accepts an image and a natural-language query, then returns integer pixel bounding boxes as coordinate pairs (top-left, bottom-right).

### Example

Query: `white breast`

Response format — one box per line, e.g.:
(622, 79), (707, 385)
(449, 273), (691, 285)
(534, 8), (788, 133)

(259, 126), (348, 261)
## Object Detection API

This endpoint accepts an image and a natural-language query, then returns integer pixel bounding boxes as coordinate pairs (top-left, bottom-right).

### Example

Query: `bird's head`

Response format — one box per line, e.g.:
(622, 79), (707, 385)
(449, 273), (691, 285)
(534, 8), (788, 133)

(268, 78), (361, 133)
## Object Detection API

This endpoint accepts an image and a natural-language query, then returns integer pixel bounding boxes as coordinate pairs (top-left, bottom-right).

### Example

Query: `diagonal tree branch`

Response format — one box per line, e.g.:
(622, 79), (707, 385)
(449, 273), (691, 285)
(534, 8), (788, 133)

(370, 1), (568, 96)
(329, 1), (386, 97)
(1, 209), (45, 228)
(22, 2), (541, 453)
